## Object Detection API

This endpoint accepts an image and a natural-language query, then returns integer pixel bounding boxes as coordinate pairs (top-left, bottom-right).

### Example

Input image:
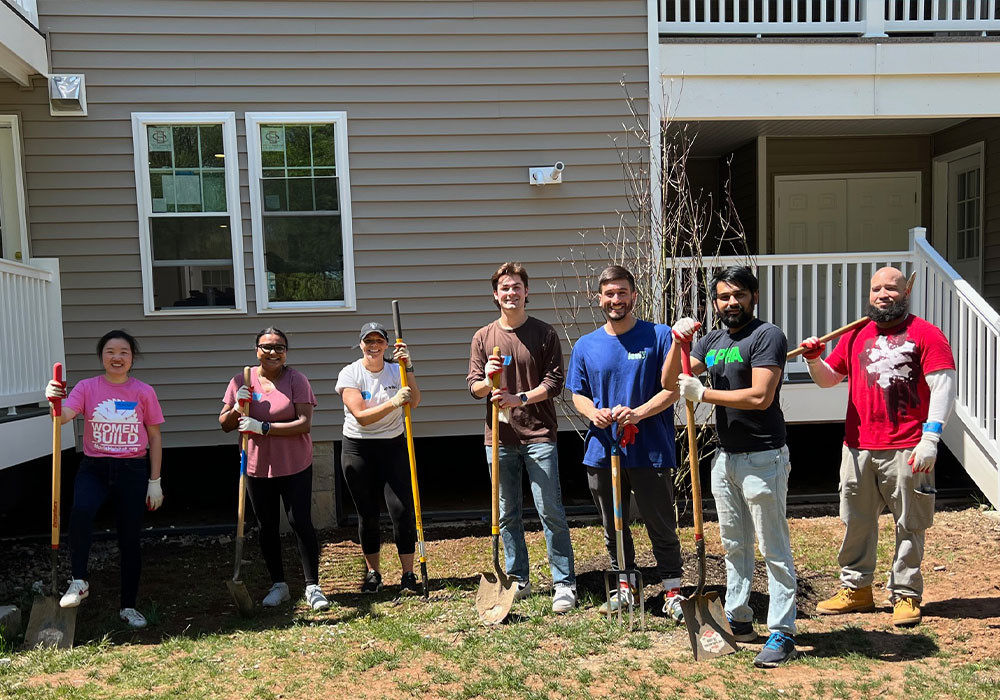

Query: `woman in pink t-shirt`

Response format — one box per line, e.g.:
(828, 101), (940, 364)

(44, 330), (164, 630)
(220, 327), (329, 611)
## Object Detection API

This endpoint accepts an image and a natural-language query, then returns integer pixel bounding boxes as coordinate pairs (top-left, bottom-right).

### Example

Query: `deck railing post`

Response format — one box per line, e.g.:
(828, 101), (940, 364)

(862, 0), (888, 36)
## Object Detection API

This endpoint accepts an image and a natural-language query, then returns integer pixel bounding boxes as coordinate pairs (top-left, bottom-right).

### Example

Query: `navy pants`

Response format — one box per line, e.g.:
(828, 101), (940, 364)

(70, 456), (148, 609)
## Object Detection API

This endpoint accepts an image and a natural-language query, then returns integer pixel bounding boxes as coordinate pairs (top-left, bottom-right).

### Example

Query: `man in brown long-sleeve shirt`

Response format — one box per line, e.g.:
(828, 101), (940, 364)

(467, 262), (577, 613)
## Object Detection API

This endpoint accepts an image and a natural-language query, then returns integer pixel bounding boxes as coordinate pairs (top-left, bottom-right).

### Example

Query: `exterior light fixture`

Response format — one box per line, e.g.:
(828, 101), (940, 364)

(48, 74), (88, 117)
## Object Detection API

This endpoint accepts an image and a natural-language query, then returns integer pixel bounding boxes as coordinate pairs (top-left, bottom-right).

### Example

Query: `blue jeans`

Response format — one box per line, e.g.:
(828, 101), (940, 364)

(70, 456), (149, 608)
(485, 442), (576, 587)
(711, 445), (797, 635)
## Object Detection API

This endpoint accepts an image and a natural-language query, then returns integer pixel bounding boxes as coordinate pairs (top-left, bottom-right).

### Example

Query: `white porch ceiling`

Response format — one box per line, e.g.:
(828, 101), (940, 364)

(667, 118), (967, 157)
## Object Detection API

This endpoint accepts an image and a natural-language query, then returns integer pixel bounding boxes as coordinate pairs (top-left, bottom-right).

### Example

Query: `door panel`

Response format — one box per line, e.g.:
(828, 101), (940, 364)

(775, 179), (847, 254)
(847, 176), (919, 252)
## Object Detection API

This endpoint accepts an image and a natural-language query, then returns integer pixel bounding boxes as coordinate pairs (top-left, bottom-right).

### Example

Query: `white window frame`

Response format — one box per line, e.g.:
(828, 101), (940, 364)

(0, 114), (30, 263)
(245, 111), (356, 313)
(130, 112), (247, 315)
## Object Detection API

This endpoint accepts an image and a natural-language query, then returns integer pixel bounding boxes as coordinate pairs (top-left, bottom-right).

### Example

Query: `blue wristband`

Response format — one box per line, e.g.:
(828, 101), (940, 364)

(922, 421), (943, 435)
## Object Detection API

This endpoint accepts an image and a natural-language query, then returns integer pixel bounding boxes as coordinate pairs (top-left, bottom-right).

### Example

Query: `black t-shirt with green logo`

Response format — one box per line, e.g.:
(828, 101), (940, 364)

(691, 318), (787, 452)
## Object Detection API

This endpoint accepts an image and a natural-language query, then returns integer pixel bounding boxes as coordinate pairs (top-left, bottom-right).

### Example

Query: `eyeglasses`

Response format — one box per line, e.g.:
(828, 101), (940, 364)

(257, 344), (287, 353)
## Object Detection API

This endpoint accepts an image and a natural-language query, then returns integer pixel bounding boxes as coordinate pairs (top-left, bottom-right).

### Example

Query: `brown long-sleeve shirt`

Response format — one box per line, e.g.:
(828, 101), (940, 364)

(467, 317), (563, 445)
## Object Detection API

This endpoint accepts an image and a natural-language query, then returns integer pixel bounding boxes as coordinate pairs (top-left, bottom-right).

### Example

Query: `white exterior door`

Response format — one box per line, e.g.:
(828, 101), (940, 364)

(946, 153), (983, 290)
(774, 179), (847, 254)
(0, 120), (28, 262)
(847, 176), (920, 252)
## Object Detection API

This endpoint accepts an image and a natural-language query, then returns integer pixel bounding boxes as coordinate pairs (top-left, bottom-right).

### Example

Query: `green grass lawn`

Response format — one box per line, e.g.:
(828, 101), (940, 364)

(3, 508), (999, 699)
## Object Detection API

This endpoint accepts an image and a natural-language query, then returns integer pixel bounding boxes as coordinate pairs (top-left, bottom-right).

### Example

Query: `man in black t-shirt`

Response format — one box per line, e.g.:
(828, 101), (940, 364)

(661, 266), (796, 669)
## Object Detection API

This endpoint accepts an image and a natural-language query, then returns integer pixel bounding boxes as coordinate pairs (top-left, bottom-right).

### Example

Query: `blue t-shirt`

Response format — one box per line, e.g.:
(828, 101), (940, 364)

(566, 320), (676, 469)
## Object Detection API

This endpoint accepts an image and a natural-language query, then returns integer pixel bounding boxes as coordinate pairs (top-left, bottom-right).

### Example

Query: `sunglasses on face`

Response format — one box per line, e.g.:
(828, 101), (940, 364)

(257, 344), (287, 353)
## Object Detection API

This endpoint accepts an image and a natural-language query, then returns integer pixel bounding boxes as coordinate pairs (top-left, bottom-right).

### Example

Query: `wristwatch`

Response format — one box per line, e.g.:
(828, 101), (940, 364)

(518, 392), (528, 405)
(262, 421), (271, 435)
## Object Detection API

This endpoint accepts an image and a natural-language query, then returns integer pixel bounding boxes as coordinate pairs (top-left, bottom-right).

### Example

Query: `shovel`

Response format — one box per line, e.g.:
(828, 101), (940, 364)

(678, 344), (739, 661)
(475, 346), (518, 625)
(24, 362), (77, 649)
(602, 424), (645, 629)
(392, 300), (430, 598)
(226, 366), (254, 615)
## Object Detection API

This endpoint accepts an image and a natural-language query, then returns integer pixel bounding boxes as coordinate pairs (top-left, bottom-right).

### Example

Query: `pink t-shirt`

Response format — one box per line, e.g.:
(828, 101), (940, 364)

(64, 376), (165, 458)
(223, 367), (317, 478)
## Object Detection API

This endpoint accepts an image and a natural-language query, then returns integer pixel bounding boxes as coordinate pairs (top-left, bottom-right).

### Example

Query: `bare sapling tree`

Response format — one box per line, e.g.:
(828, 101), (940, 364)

(549, 82), (754, 504)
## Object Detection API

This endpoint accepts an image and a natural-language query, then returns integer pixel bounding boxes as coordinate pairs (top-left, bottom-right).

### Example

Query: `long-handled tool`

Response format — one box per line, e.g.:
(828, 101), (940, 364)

(392, 299), (430, 599)
(24, 363), (77, 649)
(787, 270), (917, 359)
(603, 424), (645, 629)
(678, 344), (739, 661)
(475, 346), (518, 625)
(226, 366), (254, 615)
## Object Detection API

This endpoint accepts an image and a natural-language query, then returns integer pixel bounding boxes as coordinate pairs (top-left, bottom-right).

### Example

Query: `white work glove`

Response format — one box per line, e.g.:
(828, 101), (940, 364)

(146, 478), (163, 511)
(908, 433), (939, 474)
(236, 385), (252, 403)
(677, 374), (706, 402)
(671, 317), (701, 344)
(393, 342), (411, 366)
(390, 386), (412, 408)
(483, 354), (503, 382)
(238, 416), (264, 434)
(45, 379), (67, 401)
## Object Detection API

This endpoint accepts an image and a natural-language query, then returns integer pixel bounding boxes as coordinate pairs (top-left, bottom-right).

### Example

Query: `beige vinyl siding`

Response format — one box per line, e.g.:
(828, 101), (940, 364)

(0, 0), (648, 446)
(765, 136), (933, 254)
(932, 118), (1000, 310)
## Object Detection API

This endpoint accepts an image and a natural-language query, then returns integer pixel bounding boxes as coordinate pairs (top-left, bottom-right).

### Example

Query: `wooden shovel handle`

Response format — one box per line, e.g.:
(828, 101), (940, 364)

(680, 345), (704, 542)
(51, 363), (63, 550)
(236, 366), (251, 538)
(490, 346), (501, 536)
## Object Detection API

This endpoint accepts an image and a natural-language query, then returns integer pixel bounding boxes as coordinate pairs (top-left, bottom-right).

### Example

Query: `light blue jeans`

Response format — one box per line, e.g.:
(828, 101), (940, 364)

(485, 442), (576, 588)
(711, 445), (797, 635)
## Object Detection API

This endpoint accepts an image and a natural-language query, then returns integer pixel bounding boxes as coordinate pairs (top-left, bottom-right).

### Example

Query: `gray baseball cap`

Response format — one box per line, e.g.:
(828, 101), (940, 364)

(359, 322), (389, 342)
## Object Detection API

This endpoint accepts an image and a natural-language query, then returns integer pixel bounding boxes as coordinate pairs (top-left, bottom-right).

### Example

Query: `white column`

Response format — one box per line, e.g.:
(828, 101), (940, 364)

(863, 0), (888, 37)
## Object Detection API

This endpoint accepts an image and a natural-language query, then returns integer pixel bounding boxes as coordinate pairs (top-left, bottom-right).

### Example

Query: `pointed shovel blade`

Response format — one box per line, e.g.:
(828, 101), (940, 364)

(475, 571), (517, 625)
(23, 595), (76, 649)
(680, 591), (739, 661)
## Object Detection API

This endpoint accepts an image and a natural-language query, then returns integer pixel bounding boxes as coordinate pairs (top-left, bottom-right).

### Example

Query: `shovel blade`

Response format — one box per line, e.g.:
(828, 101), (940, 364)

(475, 571), (517, 625)
(226, 579), (255, 616)
(23, 595), (76, 649)
(680, 591), (739, 661)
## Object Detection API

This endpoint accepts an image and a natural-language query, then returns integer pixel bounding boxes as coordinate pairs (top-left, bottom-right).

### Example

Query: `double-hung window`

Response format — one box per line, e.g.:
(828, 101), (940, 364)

(246, 112), (355, 311)
(131, 112), (245, 314)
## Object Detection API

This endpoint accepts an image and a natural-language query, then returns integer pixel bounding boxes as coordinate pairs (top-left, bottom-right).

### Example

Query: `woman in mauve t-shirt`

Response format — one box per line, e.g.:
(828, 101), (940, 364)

(44, 330), (164, 630)
(220, 327), (329, 611)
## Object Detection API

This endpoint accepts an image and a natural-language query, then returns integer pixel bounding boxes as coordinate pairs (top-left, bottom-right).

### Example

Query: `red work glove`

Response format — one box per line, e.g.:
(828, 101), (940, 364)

(484, 353), (503, 381)
(620, 424), (638, 447)
(799, 337), (826, 361)
(671, 318), (701, 344)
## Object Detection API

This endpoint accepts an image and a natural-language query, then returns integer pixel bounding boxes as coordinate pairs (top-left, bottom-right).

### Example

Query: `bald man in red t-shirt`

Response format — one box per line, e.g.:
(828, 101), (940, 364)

(798, 267), (955, 627)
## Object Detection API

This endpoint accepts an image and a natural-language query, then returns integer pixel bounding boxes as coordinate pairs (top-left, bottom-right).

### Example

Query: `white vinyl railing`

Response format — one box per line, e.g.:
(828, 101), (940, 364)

(0, 258), (64, 412)
(909, 229), (1000, 461)
(667, 250), (914, 371)
(7, 0), (39, 27)
(659, 0), (1000, 36)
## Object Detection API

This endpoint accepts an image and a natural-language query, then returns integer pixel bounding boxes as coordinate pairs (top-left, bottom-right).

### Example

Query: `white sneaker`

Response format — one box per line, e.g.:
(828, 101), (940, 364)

(59, 579), (89, 608)
(552, 585), (577, 613)
(513, 580), (532, 601)
(663, 589), (685, 623)
(119, 608), (147, 629)
(599, 588), (636, 614)
(262, 582), (290, 607)
(305, 584), (330, 611)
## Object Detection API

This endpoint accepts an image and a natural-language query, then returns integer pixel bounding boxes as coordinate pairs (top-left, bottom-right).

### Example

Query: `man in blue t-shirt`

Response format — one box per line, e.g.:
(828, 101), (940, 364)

(661, 265), (796, 669)
(566, 265), (684, 621)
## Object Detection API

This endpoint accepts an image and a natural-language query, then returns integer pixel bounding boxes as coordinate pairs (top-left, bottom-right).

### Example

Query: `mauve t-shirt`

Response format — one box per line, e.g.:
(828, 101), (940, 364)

(223, 367), (317, 478)
(64, 375), (164, 458)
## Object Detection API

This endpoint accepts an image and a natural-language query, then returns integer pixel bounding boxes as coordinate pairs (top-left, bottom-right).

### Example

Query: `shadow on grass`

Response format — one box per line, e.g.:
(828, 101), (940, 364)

(921, 596), (1000, 621)
(797, 626), (939, 662)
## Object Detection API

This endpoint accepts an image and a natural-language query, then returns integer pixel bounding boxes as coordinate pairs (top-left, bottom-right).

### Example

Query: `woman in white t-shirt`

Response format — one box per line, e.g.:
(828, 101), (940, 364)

(335, 322), (421, 594)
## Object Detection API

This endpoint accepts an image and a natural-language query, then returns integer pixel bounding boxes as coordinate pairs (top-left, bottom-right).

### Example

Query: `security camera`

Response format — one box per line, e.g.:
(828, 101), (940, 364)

(529, 161), (565, 186)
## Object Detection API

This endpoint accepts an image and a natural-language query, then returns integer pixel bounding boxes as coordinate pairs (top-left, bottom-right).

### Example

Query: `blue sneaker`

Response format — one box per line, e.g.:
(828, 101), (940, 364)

(753, 631), (796, 668)
(726, 613), (757, 642)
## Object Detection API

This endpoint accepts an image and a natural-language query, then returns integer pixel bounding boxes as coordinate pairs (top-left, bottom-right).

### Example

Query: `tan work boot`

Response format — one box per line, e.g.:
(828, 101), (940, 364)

(816, 586), (877, 615)
(892, 597), (922, 627)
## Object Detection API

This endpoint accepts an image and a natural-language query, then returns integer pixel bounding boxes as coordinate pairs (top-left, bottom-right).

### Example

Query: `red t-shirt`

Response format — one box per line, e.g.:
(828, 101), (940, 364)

(826, 315), (955, 450)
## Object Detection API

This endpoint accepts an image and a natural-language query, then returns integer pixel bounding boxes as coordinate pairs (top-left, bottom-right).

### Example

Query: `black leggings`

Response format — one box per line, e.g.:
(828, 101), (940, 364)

(341, 436), (416, 556)
(245, 465), (320, 586)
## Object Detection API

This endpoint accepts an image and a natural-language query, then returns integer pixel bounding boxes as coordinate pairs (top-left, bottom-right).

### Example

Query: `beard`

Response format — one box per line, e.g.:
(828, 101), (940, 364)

(867, 297), (909, 323)
(720, 305), (753, 329)
(602, 300), (634, 321)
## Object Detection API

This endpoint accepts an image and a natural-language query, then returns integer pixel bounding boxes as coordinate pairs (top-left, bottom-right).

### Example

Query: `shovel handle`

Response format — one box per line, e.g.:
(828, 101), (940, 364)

(51, 363), (63, 550)
(490, 346), (502, 537)
(236, 366), (251, 540)
(680, 344), (704, 541)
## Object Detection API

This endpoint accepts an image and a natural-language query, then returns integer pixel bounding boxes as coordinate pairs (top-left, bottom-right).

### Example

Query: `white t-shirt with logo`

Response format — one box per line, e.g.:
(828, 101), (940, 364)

(335, 359), (404, 439)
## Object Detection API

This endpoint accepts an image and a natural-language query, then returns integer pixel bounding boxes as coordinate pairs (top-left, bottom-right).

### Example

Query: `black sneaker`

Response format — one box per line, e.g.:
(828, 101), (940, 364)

(753, 632), (797, 668)
(726, 614), (757, 642)
(399, 572), (420, 595)
(361, 569), (382, 593)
